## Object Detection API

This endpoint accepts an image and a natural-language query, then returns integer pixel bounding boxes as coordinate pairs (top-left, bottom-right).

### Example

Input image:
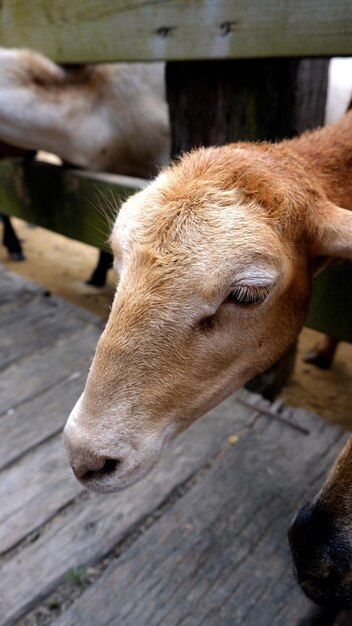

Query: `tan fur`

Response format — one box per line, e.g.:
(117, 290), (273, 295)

(0, 48), (170, 177)
(64, 110), (352, 493)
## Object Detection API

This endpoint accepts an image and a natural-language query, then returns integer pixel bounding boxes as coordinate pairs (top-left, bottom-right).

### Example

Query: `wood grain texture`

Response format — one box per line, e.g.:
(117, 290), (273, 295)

(0, 326), (101, 415)
(0, 434), (82, 555)
(0, 293), (100, 371)
(0, 160), (145, 251)
(0, 391), (256, 626)
(0, 0), (351, 62)
(0, 265), (42, 309)
(167, 58), (328, 154)
(0, 265), (101, 326)
(0, 326), (100, 470)
(55, 407), (346, 626)
(0, 268), (103, 414)
(294, 59), (330, 134)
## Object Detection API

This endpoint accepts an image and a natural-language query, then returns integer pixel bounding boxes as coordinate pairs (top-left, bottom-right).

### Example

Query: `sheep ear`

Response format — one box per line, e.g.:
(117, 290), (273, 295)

(313, 203), (352, 260)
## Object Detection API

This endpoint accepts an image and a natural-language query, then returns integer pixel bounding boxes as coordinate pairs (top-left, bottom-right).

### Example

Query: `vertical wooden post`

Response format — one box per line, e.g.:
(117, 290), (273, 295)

(166, 58), (328, 153)
(165, 57), (329, 398)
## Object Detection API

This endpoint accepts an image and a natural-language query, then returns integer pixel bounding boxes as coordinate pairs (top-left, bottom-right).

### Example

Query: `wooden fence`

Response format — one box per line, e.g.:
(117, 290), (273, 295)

(0, 0), (351, 341)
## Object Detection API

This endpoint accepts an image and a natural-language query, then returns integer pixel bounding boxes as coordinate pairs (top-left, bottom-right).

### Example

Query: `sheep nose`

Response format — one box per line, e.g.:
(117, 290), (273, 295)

(72, 455), (119, 482)
(63, 424), (120, 484)
(298, 563), (336, 587)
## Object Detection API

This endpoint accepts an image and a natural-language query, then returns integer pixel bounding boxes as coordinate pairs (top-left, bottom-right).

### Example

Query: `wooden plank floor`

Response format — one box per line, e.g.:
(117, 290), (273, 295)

(0, 263), (351, 626)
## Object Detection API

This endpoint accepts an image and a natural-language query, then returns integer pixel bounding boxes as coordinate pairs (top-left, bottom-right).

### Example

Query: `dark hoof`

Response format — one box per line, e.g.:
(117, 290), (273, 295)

(86, 250), (113, 287)
(9, 251), (25, 261)
(303, 349), (333, 370)
(86, 276), (106, 287)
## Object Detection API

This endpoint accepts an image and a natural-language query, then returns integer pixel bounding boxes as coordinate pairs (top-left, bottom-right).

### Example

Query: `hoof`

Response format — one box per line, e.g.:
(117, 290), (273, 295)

(303, 349), (333, 370)
(9, 251), (25, 261)
(85, 276), (106, 288)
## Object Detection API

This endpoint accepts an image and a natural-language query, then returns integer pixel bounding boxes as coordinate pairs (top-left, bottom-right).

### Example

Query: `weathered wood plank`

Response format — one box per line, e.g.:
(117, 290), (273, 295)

(0, 327), (98, 415)
(0, 265), (102, 327)
(166, 58), (328, 154)
(307, 262), (352, 343)
(0, 293), (100, 371)
(0, 391), (257, 626)
(0, 0), (351, 63)
(0, 326), (100, 470)
(0, 434), (82, 555)
(55, 407), (346, 626)
(295, 59), (330, 134)
(0, 264), (41, 309)
(0, 160), (145, 250)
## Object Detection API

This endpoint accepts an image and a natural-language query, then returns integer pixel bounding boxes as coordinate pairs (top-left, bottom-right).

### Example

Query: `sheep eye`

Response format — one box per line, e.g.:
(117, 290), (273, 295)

(226, 286), (269, 306)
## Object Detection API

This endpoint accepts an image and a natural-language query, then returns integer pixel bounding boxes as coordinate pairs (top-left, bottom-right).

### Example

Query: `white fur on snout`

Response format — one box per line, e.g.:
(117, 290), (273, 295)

(94, 421), (178, 492)
(65, 393), (84, 429)
(64, 398), (178, 493)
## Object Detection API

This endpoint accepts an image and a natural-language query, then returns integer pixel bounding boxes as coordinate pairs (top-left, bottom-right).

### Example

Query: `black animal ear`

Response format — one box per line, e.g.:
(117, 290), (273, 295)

(313, 202), (352, 261)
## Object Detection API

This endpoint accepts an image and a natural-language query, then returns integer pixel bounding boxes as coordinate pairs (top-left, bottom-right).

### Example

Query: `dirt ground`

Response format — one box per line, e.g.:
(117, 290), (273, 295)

(2, 218), (352, 430)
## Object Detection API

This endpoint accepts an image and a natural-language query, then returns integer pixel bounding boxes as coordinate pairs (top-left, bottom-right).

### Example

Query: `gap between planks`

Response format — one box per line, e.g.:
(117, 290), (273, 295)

(53, 405), (346, 626)
(0, 390), (259, 626)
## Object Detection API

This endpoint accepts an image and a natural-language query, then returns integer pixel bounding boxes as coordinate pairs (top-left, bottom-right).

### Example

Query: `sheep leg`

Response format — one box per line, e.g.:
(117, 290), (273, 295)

(304, 334), (339, 369)
(1, 214), (25, 260)
(86, 251), (113, 287)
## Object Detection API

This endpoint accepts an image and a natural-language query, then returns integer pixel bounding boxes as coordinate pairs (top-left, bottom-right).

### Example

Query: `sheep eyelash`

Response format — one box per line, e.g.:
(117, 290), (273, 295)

(227, 285), (271, 305)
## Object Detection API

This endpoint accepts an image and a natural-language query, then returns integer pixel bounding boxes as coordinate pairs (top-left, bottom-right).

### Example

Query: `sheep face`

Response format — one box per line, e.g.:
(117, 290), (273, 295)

(64, 139), (352, 493)
(64, 145), (314, 492)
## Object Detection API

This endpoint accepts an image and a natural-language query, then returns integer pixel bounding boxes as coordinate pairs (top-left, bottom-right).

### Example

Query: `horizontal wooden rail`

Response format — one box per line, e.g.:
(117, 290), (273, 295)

(0, 158), (351, 343)
(0, 159), (145, 251)
(0, 0), (351, 63)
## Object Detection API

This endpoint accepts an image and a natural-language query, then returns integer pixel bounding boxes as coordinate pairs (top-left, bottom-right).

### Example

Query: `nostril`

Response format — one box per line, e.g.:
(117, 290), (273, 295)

(303, 572), (327, 584)
(82, 458), (120, 482)
(301, 565), (341, 589)
(101, 458), (119, 475)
